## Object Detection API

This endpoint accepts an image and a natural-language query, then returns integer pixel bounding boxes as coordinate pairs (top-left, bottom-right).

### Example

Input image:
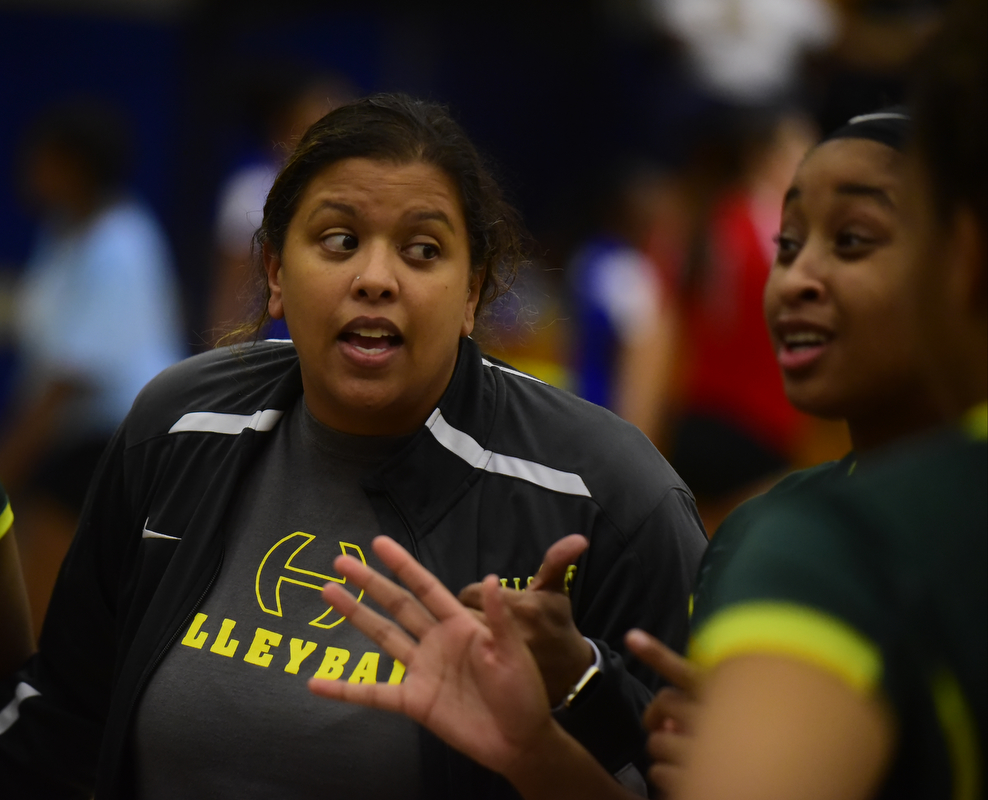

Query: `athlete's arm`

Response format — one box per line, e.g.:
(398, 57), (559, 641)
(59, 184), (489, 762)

(670, 654), (895, 800)
(308, 536), (636, 800)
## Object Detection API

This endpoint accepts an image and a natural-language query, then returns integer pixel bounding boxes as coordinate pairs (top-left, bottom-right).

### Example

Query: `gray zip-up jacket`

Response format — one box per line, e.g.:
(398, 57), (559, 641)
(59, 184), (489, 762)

(0, 337), (706, 799)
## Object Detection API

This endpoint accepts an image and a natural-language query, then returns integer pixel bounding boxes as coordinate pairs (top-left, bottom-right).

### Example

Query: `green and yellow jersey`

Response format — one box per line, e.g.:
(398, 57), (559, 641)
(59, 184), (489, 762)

(690, 404), (987, 800)
(690, 451), (856, 631)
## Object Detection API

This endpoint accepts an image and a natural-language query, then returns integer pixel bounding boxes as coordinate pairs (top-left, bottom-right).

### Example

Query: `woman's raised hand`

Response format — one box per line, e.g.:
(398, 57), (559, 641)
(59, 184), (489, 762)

(307, 535), (555, 777)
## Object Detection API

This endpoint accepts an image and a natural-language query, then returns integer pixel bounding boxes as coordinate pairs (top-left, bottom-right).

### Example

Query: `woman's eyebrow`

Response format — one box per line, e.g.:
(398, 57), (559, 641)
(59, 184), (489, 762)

(307, 200), (356, 222)
(836, 183), (895, 209)
(406, 209), (455, 232)
(783, 186), (801, 207)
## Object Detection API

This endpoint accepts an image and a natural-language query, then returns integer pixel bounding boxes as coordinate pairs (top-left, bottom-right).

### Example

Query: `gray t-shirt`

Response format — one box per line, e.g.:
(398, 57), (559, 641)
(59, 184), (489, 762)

(135, 398), (422, 799)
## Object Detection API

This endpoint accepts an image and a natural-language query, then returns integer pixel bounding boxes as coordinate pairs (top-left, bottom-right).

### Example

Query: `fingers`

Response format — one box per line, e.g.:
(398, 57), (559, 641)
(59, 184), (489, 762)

(372, 536), (466, 623)
(647, 727), (692, 768)
(528, 534), (588, 593)
(459, 533), (589, 604)
(646, 712), (693, 796)
(626, 628), (700, 694)
(480, 574), (548, 698)
(309, 675), (405, 715)
(322, 583), (418, 666)
(458, 582), (484, 610)
(481, 574), (523, 651)
(643, 686), (699, 734)
(331, 554), (434, 641)
(647, 759), (686, 798)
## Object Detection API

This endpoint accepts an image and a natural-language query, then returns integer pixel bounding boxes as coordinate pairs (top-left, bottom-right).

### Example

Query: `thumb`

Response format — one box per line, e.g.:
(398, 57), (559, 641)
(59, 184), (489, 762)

(527, 534), (589, 593)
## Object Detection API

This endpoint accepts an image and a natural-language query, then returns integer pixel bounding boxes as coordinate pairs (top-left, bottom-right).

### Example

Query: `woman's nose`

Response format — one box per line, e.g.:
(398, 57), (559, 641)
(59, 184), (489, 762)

(778, 249), (826, 305)
(352, 243), (399, 300)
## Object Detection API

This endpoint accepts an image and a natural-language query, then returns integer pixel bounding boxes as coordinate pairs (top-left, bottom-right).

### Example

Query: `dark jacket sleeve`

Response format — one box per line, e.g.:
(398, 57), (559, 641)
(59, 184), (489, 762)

(555, 486), (707, 790)
(0, 427), (131, 797)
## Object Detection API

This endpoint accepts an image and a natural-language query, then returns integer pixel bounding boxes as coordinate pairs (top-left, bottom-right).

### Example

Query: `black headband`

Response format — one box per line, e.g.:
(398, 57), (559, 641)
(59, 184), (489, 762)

(823, 107), (911, 151)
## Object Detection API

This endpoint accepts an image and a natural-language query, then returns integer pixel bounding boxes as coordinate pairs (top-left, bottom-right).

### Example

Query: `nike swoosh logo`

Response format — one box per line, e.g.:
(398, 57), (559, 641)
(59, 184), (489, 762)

(142, 518), (180, 541)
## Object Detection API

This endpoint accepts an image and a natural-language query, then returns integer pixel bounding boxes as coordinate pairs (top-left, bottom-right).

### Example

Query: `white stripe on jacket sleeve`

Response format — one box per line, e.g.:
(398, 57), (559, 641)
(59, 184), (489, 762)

(0, 682), (41, 735)
(426, 409), (591, 498)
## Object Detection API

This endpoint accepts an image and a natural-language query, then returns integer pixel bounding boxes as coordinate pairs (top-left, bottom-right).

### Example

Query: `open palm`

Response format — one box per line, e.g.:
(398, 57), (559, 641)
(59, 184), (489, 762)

(308, 536), (554, 776)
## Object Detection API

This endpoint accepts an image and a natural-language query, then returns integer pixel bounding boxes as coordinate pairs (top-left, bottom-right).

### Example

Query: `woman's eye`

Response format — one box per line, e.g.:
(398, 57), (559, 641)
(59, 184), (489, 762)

(405, 242), (441, 261)
(322, 233), (358, 253)
(773, 233), (801, 263)
(834, 231), (875, 256)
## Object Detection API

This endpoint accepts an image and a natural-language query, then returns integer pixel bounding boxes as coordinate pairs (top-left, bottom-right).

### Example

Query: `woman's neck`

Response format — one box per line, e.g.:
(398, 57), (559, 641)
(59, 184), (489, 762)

(847, 398), (945, 454)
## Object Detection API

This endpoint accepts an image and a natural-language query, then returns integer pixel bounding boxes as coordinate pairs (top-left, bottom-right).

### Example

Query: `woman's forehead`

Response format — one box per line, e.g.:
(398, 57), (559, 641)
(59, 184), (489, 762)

(787, 139), (903, 206)
(296, 157), (465, 220)
(800, 138), (901, 183)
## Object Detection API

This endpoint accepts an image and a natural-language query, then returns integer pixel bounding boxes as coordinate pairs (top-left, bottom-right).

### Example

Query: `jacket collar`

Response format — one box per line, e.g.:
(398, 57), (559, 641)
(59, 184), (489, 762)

(366, 337), (496, 537)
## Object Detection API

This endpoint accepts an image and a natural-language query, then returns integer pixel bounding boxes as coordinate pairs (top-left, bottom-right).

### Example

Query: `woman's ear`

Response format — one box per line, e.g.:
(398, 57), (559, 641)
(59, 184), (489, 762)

(263, 242), (285, 320)
(461, 268), (484, 337)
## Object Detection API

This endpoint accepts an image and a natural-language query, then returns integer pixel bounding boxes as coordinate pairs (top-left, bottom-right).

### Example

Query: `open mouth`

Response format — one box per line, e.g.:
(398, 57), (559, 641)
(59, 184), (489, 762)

(781, 330), (830, 352)
(338, 326), (403, 355)
(775, 324), (833, 371)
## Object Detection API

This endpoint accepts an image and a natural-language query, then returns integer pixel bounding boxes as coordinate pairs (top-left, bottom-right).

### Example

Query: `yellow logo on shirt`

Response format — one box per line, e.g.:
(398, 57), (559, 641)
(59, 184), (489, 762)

(254, 532), (366, 629)
(180, 612), (407, 684)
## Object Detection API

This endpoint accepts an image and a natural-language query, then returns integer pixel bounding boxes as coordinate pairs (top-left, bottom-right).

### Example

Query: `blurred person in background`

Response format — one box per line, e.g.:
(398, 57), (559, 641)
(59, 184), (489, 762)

(648, 0), (839, 110)
(0, 99), (185, 631)
(206, 68), (354, 345)
(566, 162), (677, 443)
(670, 110), (818, 532)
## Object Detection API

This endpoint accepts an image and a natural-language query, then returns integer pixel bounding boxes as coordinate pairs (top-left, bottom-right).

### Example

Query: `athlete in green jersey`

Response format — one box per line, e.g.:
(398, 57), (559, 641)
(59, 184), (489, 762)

(691, 406), (986, 798)
(664, 3), (988, 798)
(689, 105), (937, 635)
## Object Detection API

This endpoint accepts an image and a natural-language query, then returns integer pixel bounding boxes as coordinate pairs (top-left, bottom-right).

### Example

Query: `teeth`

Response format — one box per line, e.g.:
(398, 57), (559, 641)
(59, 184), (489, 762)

(783, 331), (827, 347)
(351, 327), (392, 338)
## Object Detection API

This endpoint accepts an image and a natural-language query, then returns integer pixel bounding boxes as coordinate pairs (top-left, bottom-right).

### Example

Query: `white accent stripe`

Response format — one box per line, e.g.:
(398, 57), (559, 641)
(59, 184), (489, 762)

(142, 518), (179, 541)
(0, 682), (41, 735)
(482, 358), (545, 384)
(168, 409), (284, 435)
(848, 111), (909, 124)
(426, 409), (591, 497)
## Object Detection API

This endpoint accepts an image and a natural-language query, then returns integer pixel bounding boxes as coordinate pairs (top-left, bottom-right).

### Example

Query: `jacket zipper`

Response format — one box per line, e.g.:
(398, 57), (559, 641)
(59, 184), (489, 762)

(386, 494), (421, 561)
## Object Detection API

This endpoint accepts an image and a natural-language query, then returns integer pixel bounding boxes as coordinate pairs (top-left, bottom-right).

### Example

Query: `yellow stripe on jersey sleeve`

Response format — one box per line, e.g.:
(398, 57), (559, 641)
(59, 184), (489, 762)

(689, 602), (883, 695)
(0, 499), (13, 541)
(963, 402), (987, 441)
(931, 666), (982, 800)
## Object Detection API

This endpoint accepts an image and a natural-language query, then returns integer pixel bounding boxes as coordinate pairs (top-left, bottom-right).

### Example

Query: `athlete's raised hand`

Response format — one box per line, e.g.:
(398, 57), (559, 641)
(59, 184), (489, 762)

(458, 534), (593, 705)
(307, 535), (555, 777)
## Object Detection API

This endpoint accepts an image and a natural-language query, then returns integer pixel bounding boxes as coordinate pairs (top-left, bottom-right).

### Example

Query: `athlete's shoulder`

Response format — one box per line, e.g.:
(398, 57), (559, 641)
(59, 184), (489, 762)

(693, 456), (853, 621)
(825, 424), (986, 556)
(125, 340), (301, 442)
(726, 454), (853, 528)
